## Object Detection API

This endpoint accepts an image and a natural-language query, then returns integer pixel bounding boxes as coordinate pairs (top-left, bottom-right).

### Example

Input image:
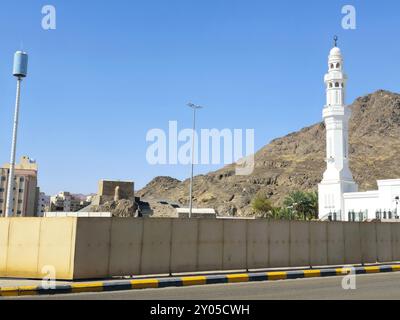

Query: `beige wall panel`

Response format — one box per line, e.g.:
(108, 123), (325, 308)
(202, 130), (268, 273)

(109, 218), (143, 276)
(391, 223), (400, 261)
(0, 219), (10, 275)
(327, 222), (345, 265)
(140, 218), (172, 275)
(290, 221), (310, 267)
(6, 218), (41, 277)
(222, 220), (247, 270)
(170, 219), (198, 273)
(269, 220), (290, 268)
(73, 218), (112, 279)
(198, 219), (223, 271)
(344, 222), (361, 264)
(309, 222), (328, 266)
(37, 218), (76, 280)
(360, 223), (377, 264)
(247, 220), (269, 269)
(376, 223), (393, 263)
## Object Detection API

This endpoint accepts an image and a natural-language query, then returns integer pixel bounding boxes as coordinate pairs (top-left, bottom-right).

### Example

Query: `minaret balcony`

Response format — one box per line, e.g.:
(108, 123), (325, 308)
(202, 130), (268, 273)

(323, 105), (346, 117)
(324, 73), (347, 82)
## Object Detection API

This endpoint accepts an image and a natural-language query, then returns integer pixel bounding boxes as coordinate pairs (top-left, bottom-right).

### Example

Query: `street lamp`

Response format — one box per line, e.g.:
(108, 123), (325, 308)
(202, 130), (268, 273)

(187, 102), (203, 219)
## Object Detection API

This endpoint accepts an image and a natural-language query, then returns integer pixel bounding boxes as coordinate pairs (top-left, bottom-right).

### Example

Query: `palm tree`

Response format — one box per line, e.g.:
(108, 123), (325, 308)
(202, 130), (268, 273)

(307, 191), (319, 219)
(283, 191), (318, 221)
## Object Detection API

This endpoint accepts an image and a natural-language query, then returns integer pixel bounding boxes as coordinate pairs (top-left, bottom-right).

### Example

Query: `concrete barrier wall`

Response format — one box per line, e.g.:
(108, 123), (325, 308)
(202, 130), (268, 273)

(269, 220), (290, 268)
(197, 219), (223, 271)
(74, 218), (111, 279)
(109, 218), (143, 276)
(327, 222), (345, 266)
(171, 219), (198, 273)
(290, 221), (309, 267)
(391, 224), (400, 261)
(140, 219), (172, 275)
(360, 222), (377, 264)
(222, 219), (247, 270)
(0, 217), (76, 279)
(247, 220), (269, 269)
(0, 219), (10, 275)
(344, 223), (362, 264)
(377, 223), (392, 263)
(2, 218), (400, 279)
(38, 218), (77, 279)
(309, 222), (328, 266)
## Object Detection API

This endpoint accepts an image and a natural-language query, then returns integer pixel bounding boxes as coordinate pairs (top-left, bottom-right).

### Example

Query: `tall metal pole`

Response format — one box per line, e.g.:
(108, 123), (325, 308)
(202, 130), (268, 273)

(5, 77), (22, 217)
(187, 103), (203, 219)
(5, 51), (28, 217)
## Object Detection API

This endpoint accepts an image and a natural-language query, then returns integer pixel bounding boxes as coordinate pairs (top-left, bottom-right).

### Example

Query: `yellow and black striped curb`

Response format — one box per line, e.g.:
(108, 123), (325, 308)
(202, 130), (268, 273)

(1, 264), (399, 297)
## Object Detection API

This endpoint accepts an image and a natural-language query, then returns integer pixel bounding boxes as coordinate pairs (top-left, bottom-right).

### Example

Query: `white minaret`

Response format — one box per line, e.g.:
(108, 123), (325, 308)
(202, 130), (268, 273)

(318, 37), (358, 220)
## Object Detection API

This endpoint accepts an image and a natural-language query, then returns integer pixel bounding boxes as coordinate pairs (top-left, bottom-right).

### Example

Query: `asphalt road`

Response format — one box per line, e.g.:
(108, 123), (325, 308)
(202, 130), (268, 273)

(5, 272), (400, 300)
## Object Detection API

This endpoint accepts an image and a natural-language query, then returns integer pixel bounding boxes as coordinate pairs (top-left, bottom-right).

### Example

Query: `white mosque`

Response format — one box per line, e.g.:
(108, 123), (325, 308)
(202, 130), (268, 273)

(318, 38), (400, 222)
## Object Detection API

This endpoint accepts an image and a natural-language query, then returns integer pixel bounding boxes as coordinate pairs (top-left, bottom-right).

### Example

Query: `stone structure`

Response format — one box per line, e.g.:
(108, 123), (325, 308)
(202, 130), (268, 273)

(91, 180), (135, 205)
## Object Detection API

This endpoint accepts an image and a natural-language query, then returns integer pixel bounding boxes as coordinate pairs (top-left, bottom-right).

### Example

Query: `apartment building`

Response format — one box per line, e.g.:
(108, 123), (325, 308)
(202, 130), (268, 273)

(37, 189), (50, 217)
(0, 156), (38, 217)
(49, 191), (90, 212)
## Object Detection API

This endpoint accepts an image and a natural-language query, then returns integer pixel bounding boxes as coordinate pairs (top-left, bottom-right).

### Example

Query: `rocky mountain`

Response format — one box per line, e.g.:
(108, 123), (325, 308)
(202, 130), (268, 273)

(137, 90), (400, 216)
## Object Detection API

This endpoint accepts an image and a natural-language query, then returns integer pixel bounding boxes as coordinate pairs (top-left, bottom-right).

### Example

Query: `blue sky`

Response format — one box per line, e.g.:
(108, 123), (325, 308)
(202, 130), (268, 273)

(0, 0), (399, 195)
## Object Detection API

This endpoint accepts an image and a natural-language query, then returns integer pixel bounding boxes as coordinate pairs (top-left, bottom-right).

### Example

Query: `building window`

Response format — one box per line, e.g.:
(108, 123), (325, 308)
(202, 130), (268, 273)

(335, 82), (340, 88)
(0, 188), (4, 193)
(330, 63), (334, 69)
(336, 63), (340, 68)
(19, 189), (23, 193)
(20, 177), (24, 182)
(329, 83), (333, 88)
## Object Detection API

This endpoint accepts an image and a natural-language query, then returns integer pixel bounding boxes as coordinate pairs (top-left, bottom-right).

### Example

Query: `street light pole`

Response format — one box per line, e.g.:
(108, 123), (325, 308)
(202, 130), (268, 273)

(187, 103), (203, 219)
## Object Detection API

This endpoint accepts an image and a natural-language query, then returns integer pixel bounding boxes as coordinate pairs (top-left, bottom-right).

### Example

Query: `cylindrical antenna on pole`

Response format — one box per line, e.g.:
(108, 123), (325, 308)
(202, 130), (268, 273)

(5, 51), (28, 217)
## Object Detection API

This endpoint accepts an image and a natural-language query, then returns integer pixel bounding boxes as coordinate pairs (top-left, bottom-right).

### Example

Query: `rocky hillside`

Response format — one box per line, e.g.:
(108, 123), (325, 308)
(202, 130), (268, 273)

(138, 90), (400, 216)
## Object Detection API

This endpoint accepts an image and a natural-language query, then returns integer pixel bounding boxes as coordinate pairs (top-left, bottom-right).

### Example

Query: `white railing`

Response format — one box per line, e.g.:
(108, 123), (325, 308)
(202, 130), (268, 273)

(375, 209), (399, 221)
(319, 211), (342, 221)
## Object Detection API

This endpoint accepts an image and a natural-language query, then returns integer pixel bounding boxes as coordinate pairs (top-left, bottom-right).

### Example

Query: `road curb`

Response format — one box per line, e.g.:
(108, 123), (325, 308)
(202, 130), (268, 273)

(1, 264), (400, 297)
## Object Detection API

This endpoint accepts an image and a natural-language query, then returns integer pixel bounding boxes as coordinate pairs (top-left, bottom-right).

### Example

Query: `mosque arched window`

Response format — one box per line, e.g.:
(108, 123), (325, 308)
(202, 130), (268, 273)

(336, 63), (340, 68)
(335, 82), (340, 88)
(330, 63), (334, 69)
